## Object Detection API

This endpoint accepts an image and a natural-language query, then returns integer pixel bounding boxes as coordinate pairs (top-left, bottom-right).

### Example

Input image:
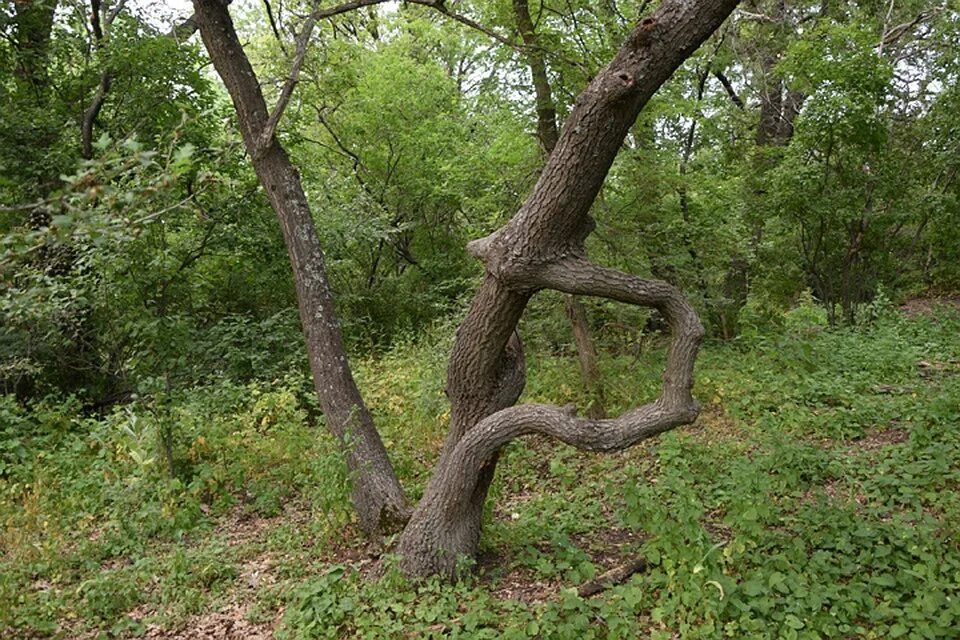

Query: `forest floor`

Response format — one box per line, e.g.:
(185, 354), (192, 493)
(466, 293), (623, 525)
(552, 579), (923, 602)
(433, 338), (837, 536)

(2, 300), (959, 639)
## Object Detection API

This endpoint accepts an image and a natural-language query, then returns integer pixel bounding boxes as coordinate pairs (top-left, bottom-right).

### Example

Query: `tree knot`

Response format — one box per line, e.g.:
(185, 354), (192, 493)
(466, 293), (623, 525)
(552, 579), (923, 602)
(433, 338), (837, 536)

(602, 67), (640, 102)
(466, 230), (501, 263)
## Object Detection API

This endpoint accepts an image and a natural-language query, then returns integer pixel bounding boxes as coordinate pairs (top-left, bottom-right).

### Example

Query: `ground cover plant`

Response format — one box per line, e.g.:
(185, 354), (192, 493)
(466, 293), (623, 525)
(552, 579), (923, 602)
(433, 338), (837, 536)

(2, 301), (957, 638)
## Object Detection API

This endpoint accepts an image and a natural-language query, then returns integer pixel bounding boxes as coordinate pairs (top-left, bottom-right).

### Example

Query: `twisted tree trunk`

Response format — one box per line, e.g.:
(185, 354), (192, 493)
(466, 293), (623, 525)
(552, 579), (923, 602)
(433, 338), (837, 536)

(396, 0), (737, 577)
(192, 0), (738, 579)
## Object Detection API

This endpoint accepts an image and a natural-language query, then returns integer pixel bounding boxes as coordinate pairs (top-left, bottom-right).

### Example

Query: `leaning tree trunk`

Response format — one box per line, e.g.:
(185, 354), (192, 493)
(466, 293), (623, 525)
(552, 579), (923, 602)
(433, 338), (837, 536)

(396, 0), (739, 578)
(513, 0), (606, 419)
(191, 0), (409, 535)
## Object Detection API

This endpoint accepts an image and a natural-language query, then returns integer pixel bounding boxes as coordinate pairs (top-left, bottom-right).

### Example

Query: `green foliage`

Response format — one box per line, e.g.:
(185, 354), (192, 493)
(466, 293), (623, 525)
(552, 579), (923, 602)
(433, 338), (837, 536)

(282, 17), (538, 346)
(0, 374), (354, 634)
(275, 308), (960, 640)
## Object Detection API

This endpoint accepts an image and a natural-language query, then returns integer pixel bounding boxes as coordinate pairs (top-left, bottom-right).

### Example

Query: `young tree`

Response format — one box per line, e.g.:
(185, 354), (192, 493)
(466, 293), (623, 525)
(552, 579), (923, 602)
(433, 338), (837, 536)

(191, 0), (739, 579)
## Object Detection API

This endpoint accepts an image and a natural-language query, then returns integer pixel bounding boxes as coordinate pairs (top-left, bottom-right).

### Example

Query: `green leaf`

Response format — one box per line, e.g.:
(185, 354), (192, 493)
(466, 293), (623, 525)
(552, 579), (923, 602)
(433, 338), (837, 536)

(784, 614), (804, 630)
(742, 580), (765, 597)
(174, 143), (196, 164)
(94, 132), (112, 151)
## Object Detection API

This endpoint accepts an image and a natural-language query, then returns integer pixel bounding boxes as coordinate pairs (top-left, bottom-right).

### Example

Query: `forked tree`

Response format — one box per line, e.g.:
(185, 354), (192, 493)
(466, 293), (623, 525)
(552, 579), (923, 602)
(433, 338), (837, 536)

(191, 0), (740, 579)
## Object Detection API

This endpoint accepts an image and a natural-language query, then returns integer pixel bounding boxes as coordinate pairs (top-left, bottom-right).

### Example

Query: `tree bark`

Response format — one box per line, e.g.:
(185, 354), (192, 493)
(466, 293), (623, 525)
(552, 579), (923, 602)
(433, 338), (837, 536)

(513, 0), (558, 156)
(563, 295), (606, 418)
(721, 0), (806, 336)
(396, 0), (737, 578)
(513, 0), (606, 419)
(191, 0), (409, 535)
(81, 0), (112, 160)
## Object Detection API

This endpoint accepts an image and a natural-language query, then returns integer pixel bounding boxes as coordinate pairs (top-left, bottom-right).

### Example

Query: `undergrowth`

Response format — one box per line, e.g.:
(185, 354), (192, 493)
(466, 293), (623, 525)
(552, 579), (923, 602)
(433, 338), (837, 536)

(1, 304), (958, 638)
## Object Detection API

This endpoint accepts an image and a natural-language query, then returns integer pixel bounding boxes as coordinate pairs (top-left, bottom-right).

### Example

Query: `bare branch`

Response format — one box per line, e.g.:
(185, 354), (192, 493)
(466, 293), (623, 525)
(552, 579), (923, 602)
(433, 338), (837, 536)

(578, 557), (649, 597)
(879, 9), (942, 52)
(736, 9), (774, 21)
(407, 0), (517, 49)
(91, 0), (104, 40)
(262, 0), (289, 55)
(256, 18), (314, 152)
(407, 0), (588, 72)
(170, 13), (200, 40)
(82, 0), (120, 160)
(713, 70), (744, 110)
(537, 257), (703, 409)
(105, 0), (128, 25)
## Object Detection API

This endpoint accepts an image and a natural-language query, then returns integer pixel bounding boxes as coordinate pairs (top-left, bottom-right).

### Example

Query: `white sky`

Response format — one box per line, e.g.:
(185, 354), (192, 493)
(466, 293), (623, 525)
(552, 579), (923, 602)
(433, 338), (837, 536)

(126, 0), (194, 29)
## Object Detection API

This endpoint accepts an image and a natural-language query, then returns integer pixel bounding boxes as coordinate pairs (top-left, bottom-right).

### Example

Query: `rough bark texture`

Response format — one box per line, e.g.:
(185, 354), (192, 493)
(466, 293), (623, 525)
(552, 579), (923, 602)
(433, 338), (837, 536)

(513, 0), (606, 419)
(395, 0), (738, 578)
(191, 0), (408, 534)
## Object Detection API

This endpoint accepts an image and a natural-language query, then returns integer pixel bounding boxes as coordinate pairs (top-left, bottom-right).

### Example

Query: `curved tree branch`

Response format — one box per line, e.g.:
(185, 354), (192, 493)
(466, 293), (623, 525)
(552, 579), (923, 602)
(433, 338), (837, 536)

(397, 257), (703, 578)
(537, 257), (703, 409)
(262, 0), (288, 55)
(393, 0), (737, 579)
(713, 69), (744, 110)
